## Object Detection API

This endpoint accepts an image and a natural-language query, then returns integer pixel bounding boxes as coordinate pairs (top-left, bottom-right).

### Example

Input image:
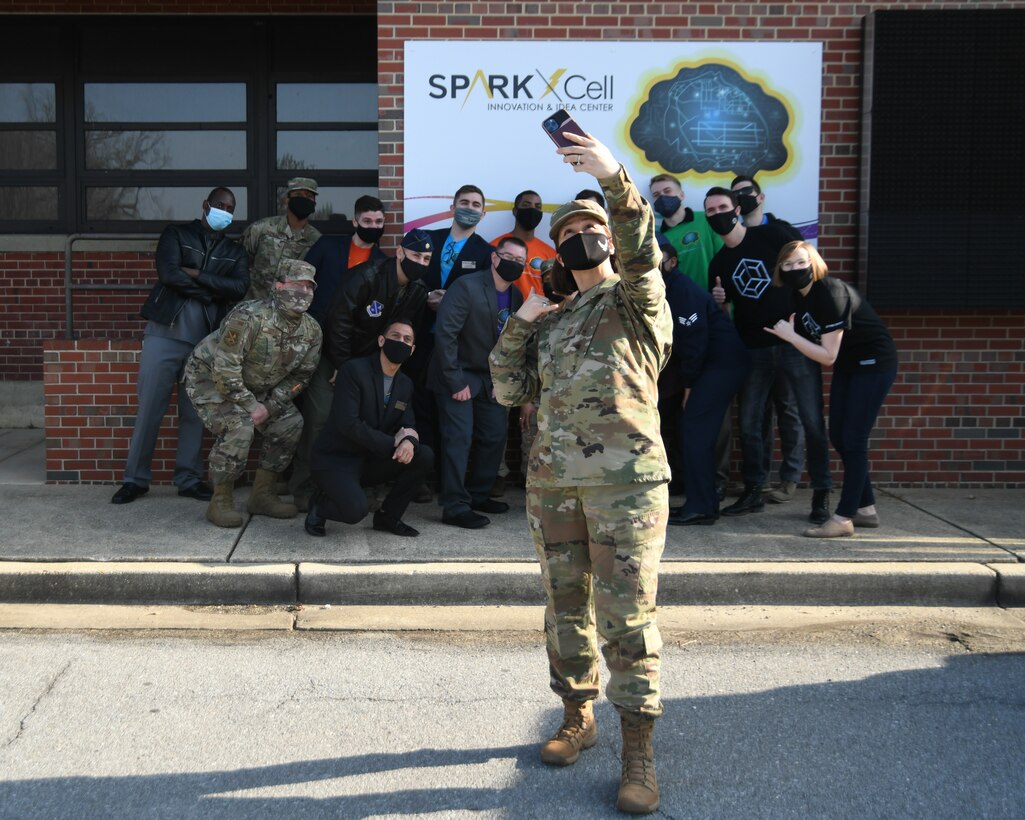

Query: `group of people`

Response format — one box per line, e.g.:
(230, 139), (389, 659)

(108, 136), (897, 814)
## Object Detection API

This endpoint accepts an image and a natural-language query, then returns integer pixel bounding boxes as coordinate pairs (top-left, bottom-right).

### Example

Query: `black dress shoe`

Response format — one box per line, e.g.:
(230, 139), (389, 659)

(304, 502), (326, 537)
(178, 481), (213, 501)
(669, 511), (719, 526)
(373, 511), (419, 537)
(111, 482), (148, 504)
(716, 483), (727, 503)
(442, 510), (490, 529)
(721, 483), (764, 517)
(471, 498), (509, 514)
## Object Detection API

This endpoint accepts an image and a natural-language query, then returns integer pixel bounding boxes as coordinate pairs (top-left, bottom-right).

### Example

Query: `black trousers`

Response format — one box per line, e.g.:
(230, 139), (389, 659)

(312, 445), (434, 524)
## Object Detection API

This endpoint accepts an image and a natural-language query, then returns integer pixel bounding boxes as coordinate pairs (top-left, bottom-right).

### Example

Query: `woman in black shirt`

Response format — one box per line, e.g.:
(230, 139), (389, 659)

(764, 241), (898, 537)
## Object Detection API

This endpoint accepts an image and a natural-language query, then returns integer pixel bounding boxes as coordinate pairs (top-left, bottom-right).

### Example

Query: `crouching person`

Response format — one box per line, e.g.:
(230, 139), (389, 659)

(305, 320), (433, 538)
(184, 259), (322, 527)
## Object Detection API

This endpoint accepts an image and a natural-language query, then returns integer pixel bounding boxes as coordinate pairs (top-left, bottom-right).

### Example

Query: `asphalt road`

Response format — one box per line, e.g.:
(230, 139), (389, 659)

(2, 620), (1024, 819)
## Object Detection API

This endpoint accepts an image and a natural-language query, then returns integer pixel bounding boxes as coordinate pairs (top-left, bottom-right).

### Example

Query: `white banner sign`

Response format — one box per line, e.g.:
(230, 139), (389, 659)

(403, 41), (822, 244)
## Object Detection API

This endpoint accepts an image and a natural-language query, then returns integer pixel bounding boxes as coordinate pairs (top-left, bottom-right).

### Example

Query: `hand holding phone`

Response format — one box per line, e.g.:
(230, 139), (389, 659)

(541, 109), (588, 148)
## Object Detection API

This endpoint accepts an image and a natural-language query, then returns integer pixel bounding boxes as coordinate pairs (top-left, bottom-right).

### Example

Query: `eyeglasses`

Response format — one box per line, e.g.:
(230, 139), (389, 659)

(497, 252), (527, 265)
(734, 186), (757, 197)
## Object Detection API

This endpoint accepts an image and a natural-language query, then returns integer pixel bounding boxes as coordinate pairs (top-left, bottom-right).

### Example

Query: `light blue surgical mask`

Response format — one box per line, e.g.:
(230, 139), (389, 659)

(205, 206), (233, 232)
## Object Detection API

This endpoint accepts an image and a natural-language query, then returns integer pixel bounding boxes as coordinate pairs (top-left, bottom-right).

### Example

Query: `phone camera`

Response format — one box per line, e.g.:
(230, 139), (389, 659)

(543, 119), (558, 133)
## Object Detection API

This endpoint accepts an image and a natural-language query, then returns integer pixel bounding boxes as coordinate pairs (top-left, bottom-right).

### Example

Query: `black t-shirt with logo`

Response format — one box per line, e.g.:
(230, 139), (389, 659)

(708, 222), (801, 348)
(793, 277), (898, 374)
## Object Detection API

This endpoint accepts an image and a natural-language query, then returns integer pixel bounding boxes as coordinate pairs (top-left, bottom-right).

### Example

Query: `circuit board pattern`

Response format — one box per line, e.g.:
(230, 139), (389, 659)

(630, 64), (789, 175)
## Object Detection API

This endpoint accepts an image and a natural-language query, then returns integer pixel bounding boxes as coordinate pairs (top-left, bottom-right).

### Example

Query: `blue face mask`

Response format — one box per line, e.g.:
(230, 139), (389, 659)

(653, 195), (681, 219)
(205, 206), (233, 232)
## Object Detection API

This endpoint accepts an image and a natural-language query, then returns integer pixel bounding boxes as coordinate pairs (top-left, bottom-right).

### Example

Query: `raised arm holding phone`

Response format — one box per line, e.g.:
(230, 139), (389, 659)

(489, 121), (672, 816)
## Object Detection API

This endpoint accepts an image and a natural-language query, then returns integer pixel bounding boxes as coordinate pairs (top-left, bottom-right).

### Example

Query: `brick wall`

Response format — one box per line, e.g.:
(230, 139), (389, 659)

(11, 1), (1025, 487)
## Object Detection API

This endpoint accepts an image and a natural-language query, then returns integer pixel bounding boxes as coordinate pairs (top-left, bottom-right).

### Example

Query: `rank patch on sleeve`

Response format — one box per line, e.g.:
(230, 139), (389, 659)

(366, 300), (384, 318)
(224, 329), (240, 347)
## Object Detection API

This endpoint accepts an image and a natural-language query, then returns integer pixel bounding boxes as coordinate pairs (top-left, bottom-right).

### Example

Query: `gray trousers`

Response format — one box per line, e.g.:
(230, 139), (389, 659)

(123, 334), (204, 490)
(289, 355), (335, 499)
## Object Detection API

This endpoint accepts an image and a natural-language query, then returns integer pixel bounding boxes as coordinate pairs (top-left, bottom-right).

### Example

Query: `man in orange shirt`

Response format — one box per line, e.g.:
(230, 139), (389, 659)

(495, 190), (557, 300)
(494, 190), (557, 490)
(291, 194), (388, 508)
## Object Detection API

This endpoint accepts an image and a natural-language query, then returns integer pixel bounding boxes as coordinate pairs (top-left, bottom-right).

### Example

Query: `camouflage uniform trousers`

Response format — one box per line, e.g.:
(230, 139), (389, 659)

(188, 393), (304, 484)
(526, 480), (668, 718)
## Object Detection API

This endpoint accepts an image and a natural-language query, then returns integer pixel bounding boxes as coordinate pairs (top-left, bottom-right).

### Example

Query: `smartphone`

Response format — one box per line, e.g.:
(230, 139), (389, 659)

(541, 109), (587, 148)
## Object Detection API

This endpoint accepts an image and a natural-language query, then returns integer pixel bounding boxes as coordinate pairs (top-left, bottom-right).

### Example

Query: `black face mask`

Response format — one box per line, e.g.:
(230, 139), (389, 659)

(737, 193), (760, 216)
(356, 225), (384, 244)
(400, 256), (429, 282)
(381, 338), (412, 365)
(557, 232), (611, 272)
(653, 195), (681, 219)
(495, 257), (523, 283)
(780, 266), (814, 289)
(707, 211), (739, 236)
(513, 207), (543, 231)
(287, 196), (316, 220)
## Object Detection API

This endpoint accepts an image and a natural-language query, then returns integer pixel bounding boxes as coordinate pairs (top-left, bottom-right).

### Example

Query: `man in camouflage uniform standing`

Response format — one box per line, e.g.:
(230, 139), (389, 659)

(242, 177), (322, 301)
(185, 259), (322, 527)
(490, 134), (672, 815)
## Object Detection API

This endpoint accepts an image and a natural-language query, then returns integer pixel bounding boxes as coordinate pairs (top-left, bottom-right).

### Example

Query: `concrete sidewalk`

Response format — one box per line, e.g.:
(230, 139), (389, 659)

(2, 428), (1023, 607)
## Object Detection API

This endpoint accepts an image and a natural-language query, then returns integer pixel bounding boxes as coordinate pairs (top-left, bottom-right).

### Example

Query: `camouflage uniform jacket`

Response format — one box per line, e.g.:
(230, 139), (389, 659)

(241, 215), (322, 301)
(187, 299), (322, 420)
(489, 165), (673, 488)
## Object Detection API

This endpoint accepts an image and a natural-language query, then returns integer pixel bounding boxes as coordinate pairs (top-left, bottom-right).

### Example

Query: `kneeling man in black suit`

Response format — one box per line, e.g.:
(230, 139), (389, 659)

(306, 320), (433, 537)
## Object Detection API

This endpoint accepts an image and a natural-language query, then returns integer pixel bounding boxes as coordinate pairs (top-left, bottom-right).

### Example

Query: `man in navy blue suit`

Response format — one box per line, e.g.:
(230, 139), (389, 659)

(406, 184), (495, 501)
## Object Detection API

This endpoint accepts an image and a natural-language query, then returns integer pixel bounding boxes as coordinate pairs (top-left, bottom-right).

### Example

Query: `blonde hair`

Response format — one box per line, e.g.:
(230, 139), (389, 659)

(773, 241), (828, 287)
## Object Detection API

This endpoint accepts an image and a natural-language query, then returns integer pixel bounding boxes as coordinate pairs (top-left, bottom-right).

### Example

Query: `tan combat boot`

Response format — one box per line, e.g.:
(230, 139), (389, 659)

(206, 481), (243, 528)
(540, 699), (597, 766)
(617, 712), (659, 815)
(247, 468), (298, 518)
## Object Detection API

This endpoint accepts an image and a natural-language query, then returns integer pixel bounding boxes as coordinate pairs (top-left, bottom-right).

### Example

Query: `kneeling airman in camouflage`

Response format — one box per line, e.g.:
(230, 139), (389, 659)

(490, 133), (672, 815)
(184, 259), (322, 527)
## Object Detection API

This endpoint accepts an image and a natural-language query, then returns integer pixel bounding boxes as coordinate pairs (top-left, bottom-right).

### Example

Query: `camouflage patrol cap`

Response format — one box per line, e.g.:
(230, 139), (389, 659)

(401, 228), (433, 253)
(277, 258), (317, 288)
(548, 198), (609, 241)
(286, 177), (319, 195)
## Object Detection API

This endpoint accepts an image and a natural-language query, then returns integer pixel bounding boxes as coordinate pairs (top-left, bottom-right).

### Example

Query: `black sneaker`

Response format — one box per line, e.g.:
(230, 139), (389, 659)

(809, 489), (830, 524)
(304, 501), (326, 537)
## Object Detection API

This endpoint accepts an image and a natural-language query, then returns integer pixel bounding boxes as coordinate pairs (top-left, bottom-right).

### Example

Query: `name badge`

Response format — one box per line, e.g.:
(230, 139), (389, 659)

(394, 400), (407, 411)
(462, 260), (475, 269)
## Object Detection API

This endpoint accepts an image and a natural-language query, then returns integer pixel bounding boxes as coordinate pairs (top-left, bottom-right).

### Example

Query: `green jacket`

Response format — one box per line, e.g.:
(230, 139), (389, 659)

(489, 166), (673, 487)
(241, 215), (321, 301)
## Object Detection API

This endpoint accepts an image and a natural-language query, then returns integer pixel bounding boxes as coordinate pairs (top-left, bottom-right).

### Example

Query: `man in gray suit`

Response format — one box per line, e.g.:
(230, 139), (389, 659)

(429, 236), (527, 528)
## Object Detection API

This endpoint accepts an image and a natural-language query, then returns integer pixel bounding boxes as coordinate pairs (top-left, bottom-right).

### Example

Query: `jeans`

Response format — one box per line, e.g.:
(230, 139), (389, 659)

(829, 369), (897, 518)
(761, 373), (805, 483)
(738, 345), (831, 490)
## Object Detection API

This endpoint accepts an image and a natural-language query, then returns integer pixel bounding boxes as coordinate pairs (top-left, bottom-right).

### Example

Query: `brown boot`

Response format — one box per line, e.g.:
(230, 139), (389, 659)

(617, 712), (659, 814)
(540, 699), (597, 766)
(247, 469), (297, 518)
(206, 481), (243, 528)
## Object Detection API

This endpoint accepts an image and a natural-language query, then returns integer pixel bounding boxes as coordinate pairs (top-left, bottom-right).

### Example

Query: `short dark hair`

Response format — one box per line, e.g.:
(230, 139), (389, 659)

(514, 190), (540, 207)
(730, 175), (761, 194)
(575, 188), (605, 209)
(704, 186), (738, 207)
(206, 187), (234, 205)
(453, 184), (484, 203)
(384, 319), (416, 342)
(496, 236), (528, 254)
(354, 195), (385, 216)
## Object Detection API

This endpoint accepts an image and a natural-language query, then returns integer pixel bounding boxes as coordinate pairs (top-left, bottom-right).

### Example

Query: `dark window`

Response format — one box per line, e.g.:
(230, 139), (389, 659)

(0, 16), (378, 234)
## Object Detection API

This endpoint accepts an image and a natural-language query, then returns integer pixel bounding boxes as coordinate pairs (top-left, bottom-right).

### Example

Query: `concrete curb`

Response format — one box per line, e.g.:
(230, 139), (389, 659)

(0, 560), (1008, 607)
(0, 562), (297, 605)
(992, 564), (1025, 607)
